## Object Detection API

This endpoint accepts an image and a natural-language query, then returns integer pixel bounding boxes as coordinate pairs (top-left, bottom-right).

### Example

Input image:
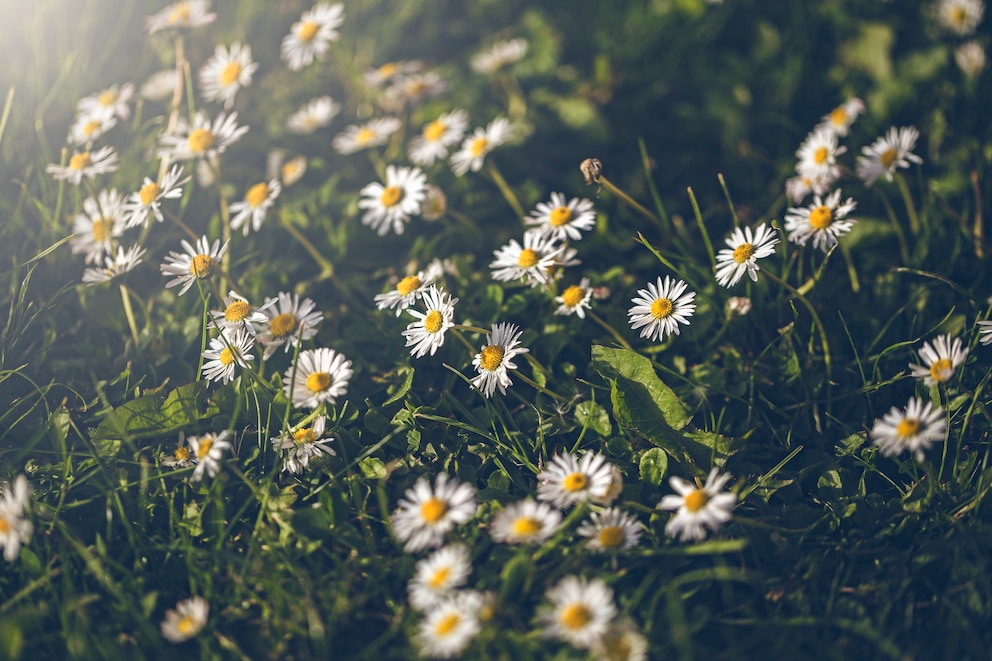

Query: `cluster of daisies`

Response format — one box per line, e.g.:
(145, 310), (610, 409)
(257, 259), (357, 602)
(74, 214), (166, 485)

(933, 0), (987, 78)
(388, 452), (736, 658)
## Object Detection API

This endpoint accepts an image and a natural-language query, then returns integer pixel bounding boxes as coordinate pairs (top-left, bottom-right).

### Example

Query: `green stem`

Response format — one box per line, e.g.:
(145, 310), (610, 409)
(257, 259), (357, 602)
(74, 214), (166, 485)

(896, 174), (920, 235)
(687, 186), (716, 269)
(599, 175), (659, 226)
(278, 210), (334, 275)
(588, 311), (633, 350)
(119, 284), (141, 349)
(515, 371), (565, 402)
(486, 160), (525, 219)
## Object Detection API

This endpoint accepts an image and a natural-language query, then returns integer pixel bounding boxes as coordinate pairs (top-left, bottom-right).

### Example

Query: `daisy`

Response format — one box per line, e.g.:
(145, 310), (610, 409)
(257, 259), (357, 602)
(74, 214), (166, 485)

(162, 434), (194, 468)
(68, 111), (117, 146)
(537, 451), (614, 509)
(408, 544), (472, 611)
(935, 0), (985, 35)
(657, 467), (737, 542)
(403, 285), (458, 358)
(47, 146), (119, 185)
(909, 334), (969, 386)
(160, 596), (209, 643)
(257, 292), (322, 360)
(283, 347), (353, 409)
(795, 127), (845, 182)
(714, 223), (779, 287)
(955, 41), (987, 77)
(591, 619), (650, 661)
(539, 575), (617, 649)
(870, 396), (947, 462)
(450, 117), (513, 176)
(525, 192), (597, 241)
(81, 244), (147, 286)
(70, 188), (127, 264)
(594, 464), (625, 505)
(627, 276), (696, 341)
(416, 591), (483, 659)
(471, 38), (528, 73)
(0, 475), (32, 562)
(390, 473), (478, 553)
(281, 2), (345, 71)
(783, 189), (857, 252)
(357, 164), (428, 236)
(279, 155), (308, 186)
(374, 260), (443, 315)
(555, 278), (594, 318)
(364, 60), (423, 88)
(421, 185), (447, 221)
(141, 69), (179, 102)
(332, 117), (401, 155)
(209, 290), (272, 335)
(199, 42), (257, 109)
(123, 164), (188, 229)
(229, 179), (281, 235)
(408, 108), (469, 166)
(381, 71), (447, 110)
(146, 0), (216, 34)
(77, 83), (134, 121)
(187, 431), (233, 483)
(576, 508), (642, 552)
(856, 126), (923, 187)
(158, 111), (248, 162)
(815, 97), (865, 137)
(490, 232), (564, 287)
(286, 96), (340, 134)
(784, 171), (833, 204)
(978, 320), (992, 345)
(271, 415), (336, 474)
(726, 296), (753, 318)
(159, 235), (229, 296)
(200, 328), (255, 385)
(470, 322), (529, 398)
(489, 498), (562, 545)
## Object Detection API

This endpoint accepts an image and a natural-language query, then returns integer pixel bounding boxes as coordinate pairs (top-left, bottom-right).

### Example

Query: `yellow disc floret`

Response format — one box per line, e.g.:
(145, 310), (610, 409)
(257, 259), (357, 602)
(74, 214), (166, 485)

(306, 371), (332, 394)
(479, 345), (504, 371)
(650, 297), (673, 319)
(807, 205), (833, 229)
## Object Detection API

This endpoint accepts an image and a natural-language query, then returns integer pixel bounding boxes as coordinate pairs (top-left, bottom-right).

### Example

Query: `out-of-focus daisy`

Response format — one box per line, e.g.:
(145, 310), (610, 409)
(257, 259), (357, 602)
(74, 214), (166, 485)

(726, 296), (753, 318)
(230, 179), (281, 235)
(69, 112), (116, 146)
(627, 276), (696, 342)
(281, 2), (345, 71)
(363, 60), (423, 88)
(935, 0), (985, 35)
(357, 164), (427, 236)
(537, 451), (614, 509)
(403, 285), (458, 359)
(374, 261), (443, 315)
(201, 328), (255, 385)
(82, 244), (147, 286)
(471, 38), (528, 73)
(856, 126), (923, 187)
(0, 475), (32, 562)
(283, 347), (353, 410)
(408, 108), (469, 166)
(657, 467), (737, 542)
(795, 127), (845, 182)
(909, 334), (968, 386)
(160, 236), (228, 296)
(714, 223), (779, 288)
(162, 434), (194, 468)
(450, 117), (513, 176)
(815, 97), (865, 137)
(784, 171), (833, 204)
(70, 188), (126, 264)
(381, 71), (447, 110)
(870, 396), (947, 462)
(420, 185), (447, 221)
(416, 591), (483, 659)
(408, 544), (472, 611)
(274, 153), (307, 187)
(271, 415), (336, 473)
(199, 42), (257, 109)
(332, 117), (401, 155)
(123, 164), (188, 229)
(146, 0), (216, 34)
(539, 575), (617, 649)
(470, 322), (529, 398)
(555, 278), (594, 318)
(77, 83), (134, 121)
(576, 508), (642, 552)
(784, 189), (857, 252)
(187, 430), (233, 483)
(286, 96), (339, 135)
(390, 473), (478, 553)
(526, 192), (597, 242)
(490, 232), (564, 287)
(489, 498), (561, 545)
(594, 465), (625, 506)
(955, 41), (987, 77)
(591, 619), (650, 661)
(257, 292), (322, 360)
(978, 320), (992, 345)
(141, 69), (179, 102)
(160, 596), (209, 643)
(158, 111), (248, 162)
(47, 146), (119, 185)
(209, 290), (272, 335)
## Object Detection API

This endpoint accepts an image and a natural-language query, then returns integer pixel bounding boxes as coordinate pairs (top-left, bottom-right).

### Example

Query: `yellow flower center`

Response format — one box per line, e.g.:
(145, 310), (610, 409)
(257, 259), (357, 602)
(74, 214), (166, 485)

(69, 152), (92, 170)
(733, 242), (755, 264)
(189, 254), (216, 278)
(219, 347), (235, 366)
(306, 371), (332, 394)
(91, 217), (110, 243)
(559, 604), (592, 631)
(83, 120), (101, 137)
(98, 89), (118, 107)
(0, 518), (10, 534)
(245, 182), (270, 208)
(434, 613), (460, 636)
(561, 285), (584, 308)
(597, 525), (624, 548)
(469, 137), (488, 157)
(427, 567), (451, 589)
(269, 312), (298, 338)
(562, 471), (588, 492)
(424, 310), (444, 334)
(293, 428), (317, 445)
(479, 345), (504, 371)
(684, 489), (709, 513)
(423, 120), (447, 142)
(298, 21), (319, 42)
(896, 418), (920, 438)
(377, 62), (398, 78)
(510, 516), (541, 537)
(219, 61), (242, 86)
(176, 615), (198, 636)
(224, 300), (251, 322)
(517, 248), (539, 268)
(951, 6), (968, 26)
(168, 4), (191, 25)
(830, 107), (848, 127)
(174, 446), (192, 462)
(549, 205), (574, 227)
(196, 438), (213, 459)
(355, 128), (375, 145)
(880, 147), (898, 169)
(650, 297), (673, 319)
(396, 275), (421, 296)
(929, 357), (954, 383)
(420, 497), (447, 523)
(282, 160), (304, 184)
(188, 128), (215, 154)
(808, 205), (833, 229)
(813, 146), (829, 165)
(139, 182), (161, 206)
(380, 185), (404, 208)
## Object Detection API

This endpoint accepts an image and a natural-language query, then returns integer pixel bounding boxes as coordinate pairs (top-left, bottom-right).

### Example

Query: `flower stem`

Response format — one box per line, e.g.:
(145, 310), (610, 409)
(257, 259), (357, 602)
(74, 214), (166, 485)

(588, 311), (633, 351)
(598, 174), (659, 226)
(896, 174), (920, 235)
(486, 160), (525, 219)
(119, 284), (141, 348)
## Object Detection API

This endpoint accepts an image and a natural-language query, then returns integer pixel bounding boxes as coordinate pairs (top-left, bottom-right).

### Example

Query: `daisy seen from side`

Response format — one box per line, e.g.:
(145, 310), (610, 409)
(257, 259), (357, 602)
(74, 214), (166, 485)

(158, 111), (248, 162)
(332, 117), (401, 155)
(200, 328), (255, 385)
(908, 334), (968, 386)
(69, 111), (116, 146)
(286, 96), (340, 134)
(785, 171), (833, 204)
(408, 108), (469, 166)
(257, 292), (322, 360)
(0, 475), (32, 562)
(856, 126), (923, 187)
(539, 575), (617, 649)
(489, 498), (562, 545)
(77, 83), (134, 121)
(374, 260), (443, 315)
(70, 188), (127, 264)
(470, 38), (528, 73)
(627, 275), (696, 342)
(870, 396), (947, 462)
(162, 434), (194, 468)
(159, 235), (229, 296)
(160, 596), (209, 643)
(470, 322), (529, 398)
(271, 415), (336, 474)
(199, 42), (257, 109)
(403, 285), (458, 359)
(141, 69), (178, 102)
(357, 164), (427, 236)
(187, 431), (233, 483)
(280, 2), (344, 71)
(783, 189), (857, 252)
(47, 146), (119, 185)
(591, 619), (650, 661)
(657, 467), (737, 542)
(450, 117), (513, 176)
(283, 347), (353, 410)
(124, 164), (188, 229)
(82, 244), (147, 286)
(714, 222), (779, 288)
(815, 97), (865, 137)
(230, 179), (281, 235)
(208, 290), (273, 336)
(146, 0), (216, 34)
(935, 0), (985, 35)
(390, 473), (478, 553)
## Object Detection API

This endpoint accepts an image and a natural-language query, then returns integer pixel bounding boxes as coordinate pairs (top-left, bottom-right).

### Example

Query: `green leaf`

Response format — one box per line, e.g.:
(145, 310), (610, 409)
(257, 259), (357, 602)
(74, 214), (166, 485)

(574, 400), (612, 437)
(591, 346), (692, 430)
(639, 448), (669, 486)
(91, 382), (220, 442)
(382, 366), (414, 406)
(359, 457), (387, 480)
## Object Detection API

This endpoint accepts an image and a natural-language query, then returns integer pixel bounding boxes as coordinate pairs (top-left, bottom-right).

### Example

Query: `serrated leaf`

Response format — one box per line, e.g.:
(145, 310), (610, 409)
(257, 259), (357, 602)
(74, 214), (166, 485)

(639, 448), (669, 486)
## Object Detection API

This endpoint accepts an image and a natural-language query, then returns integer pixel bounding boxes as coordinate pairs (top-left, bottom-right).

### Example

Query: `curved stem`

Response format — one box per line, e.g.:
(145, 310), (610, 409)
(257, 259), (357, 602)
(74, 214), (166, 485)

(486, 160), (525, 220)
(588, 311), (633, 351)
(598, 174), (659, 226)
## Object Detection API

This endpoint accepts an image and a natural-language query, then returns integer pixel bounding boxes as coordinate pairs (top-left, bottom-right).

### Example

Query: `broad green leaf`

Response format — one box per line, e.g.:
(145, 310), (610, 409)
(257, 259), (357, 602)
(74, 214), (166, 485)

(591, 346), (692, 430)
(359, 457), (387, 479)
(639, 448), (669, 486)
(574, 400), (612, 437)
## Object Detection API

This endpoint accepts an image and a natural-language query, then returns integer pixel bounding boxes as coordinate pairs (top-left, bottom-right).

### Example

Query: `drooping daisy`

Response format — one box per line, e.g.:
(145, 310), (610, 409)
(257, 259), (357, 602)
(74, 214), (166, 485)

(141, 69), (179, 102)
(537, 451), (614, 509)
(159, 235), (229, 296)
(199, 42), (257, 109)
(208, 290), (272, 336)
(200, 328), (255, 385)
(577, 508), (642, 553)
(357, 164), (427, 236)
(978, 320), (992, 345)
(525, 192), (597, 242)
(123, 164), (188, 229)
(470, 38), (528, 74)
(539, 575), (617, 649)
(416, 591), (483, 659)
(69, 111), (117, 146)
(187, 430), (233, 483)
(47, 146), (119, 185)
(627, 276), (696, 341)
(146, 0), (216, 34)
(450, 117), (513, 176)
(856, 126), (923, 187)
(229, 179), (281, 235)
(421, 185), (447, 221)
(657, 467), (737, 542)
(783, 189), (857, 252)
(408, 544), (472, 611)
(784, 171), (833, 204)
(908, 334), (969, 386)
(390, 473), (478, 553)
(332, 117), (401, 155)
(554, 278), (594, 318)
(162, 434), (194, 468)
(283, 347), (353, 409)
(281, 2), (344, 71)
(591, 619), (650, 661)
(408, 108), (469, 166)
(158, 111), (248, 162)
(70, 188), (127, 264)
(271, 415), (336, 474)
(955, 41), (987, 77)
(470, 322), (529, 398)
(489, 498), (562, 545)
(286, 96), (340, 134)
(160, 596), (209, 643)
(815, 97), (865, 137)
(870, 396), (947, 462)
(935, 0), (985, 35)
(77, 83), (134, 121)
(795, 127), (845, 182)
(714, 223), (779, 288)
(257, 292), (322, 360)
(489, 232), (564, 287)
(0, 475), (32, 562)
(403, 285), (458, 358)
(363, 60), (423, 88)
(81, 244), (147, 286)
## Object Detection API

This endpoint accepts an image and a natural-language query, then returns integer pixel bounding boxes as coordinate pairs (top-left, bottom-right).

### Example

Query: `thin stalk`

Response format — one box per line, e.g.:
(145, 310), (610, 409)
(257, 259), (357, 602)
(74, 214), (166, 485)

(119, 284), (141, 348)
(687, 186), (716, 268)
(278, 211), (334, 275)
(717, 173), (740, 228)
(588, 311), (633, 350)
(599, 174), (659, 226)
(896, 174), (920, 234)
(486, 160), (524, 219)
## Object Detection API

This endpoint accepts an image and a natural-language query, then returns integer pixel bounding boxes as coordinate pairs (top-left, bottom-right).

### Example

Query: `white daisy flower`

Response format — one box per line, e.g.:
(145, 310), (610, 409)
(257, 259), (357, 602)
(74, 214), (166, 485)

(856, 126), (923, 187)
(783, 189), (857, 252)
(280, 2), (344, 71)
(141, 69), (179, 102)
(591, 619), (650, 661)
(70, 188), (127, 265)
(815, 97), (865, 137)
(158, 111), (249, 162)
(408, 108), (469, 166)
(470, 322), (529, 398)
(0, 475), (32, 562)
(208, 291), (272, 336)
(200, 328), (255, 385)
(537, 451), (614, 509)
(77, 83), (134, 121)
(909, 334), (969, 386)
(978, 320), (992, 345)
(525, 192), (597, 242)
(199, 42), (257, 109)
(489, 498), (562, 545)
(955, 41), (987, 77)
(726, 296), (753, 318)
(870, 396), (947, 462)
(408, 543), (472, 611)
(146, 0), (216, 34)
(555, 278), (594, 318)
(390, 473), (478, 553)
(785, 171), (834, 204)
(68, 111), (117, 146)
(363, 60), (423, 88)
(159, 236), (228, 296)
(627, 276), (696, 342)
(332, 117), (401, 155)
(123, 164), (188, 229)
(374, 261), (444, 316)
(539, 575), (617, 649)
(381, 71), (447, 111)
(470, 38), (528, 73)
(421, 185), (447, 221)
(162, 435), (194, 468)
(714, 223), (779, 288)
(279, 155), (307, 186)
(357, 164), (428, 236)
(271, 415), (336, 474)
(283, 347), (353, 410)
(416, 591), (483, 659)
(82, 244), (147, 286)
(657, 467), (737, 542)
(795, 127), (845, 182)
(576, 507), (642, 552)
(160, 596), (209, 643)
(229, 179), (281, 235)
(935, 0), (985, 35)
(450, 117), (513, 176)
(490, 232), (564, 287)
(47, 146), (119, 185)
(286, 96), (340, 134)
(594, 464), (625, 506)
(187, 430), (233, 483)
(403, 285), (458, 359)
(257, 292), (322, 360)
